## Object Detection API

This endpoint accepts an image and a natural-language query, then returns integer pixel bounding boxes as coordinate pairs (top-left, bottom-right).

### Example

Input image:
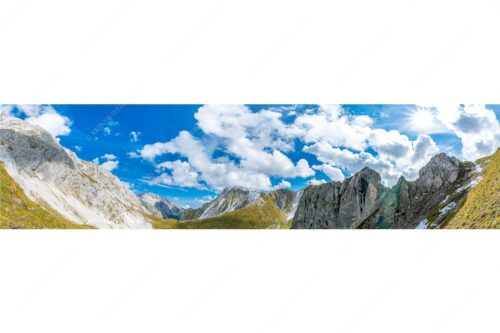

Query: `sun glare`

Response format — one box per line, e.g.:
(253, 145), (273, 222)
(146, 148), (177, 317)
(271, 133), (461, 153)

(410, 108), (435, 132)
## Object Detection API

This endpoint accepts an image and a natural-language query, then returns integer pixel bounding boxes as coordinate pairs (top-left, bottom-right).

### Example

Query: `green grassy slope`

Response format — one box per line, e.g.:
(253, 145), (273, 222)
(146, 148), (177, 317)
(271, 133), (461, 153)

(0, 163), (94, 229)
(444, 149), (500, 228)
(152, 194), (289, 229)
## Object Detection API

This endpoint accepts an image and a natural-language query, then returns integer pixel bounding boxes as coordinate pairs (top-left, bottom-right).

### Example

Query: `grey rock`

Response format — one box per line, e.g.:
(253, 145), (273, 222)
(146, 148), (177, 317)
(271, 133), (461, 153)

(292, 167), (386, 229)
(293, 153), (477, 229)
(0, 114), (153, 228)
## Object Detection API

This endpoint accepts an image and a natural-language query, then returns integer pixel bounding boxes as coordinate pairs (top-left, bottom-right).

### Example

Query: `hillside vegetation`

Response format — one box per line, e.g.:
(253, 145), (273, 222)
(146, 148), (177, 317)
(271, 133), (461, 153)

(151, 194), (289, 229)
(444, 149), (500, 228)
(0, 164), (93, 229)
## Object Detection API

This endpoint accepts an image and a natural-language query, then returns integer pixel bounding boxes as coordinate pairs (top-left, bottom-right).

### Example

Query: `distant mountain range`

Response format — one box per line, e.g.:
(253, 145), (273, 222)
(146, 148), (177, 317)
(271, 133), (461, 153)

(0, 114), (498, 229)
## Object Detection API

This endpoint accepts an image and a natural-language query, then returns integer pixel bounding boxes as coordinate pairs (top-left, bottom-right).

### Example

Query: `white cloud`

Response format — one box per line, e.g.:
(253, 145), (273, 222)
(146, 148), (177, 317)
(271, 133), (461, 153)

(92, 154), (119, 172)
(304, 133), (439, 186)
(312, 164), (345, 182)
(408, 104), (500, 161)
(127, 151), (140, 159)
(272, 180), (292, 190)
(138, 104), (497, 190)
(130, 131), (141, 143)
(103, 127), (112, 135)
(0, 105), (14, 115)
(74, 146), (82, 152)
(139, 105), (317, 191)
(101, 153), (117, 161)
(368, 129), (412, 159)
(308, 178), (327, 186)
(100, 160), (119, 172)
(14, 105), (72, 139)
(140, 141), (173, 161)
(291, 104), (372, 151)
(151, 160), (204, 189)
(143, 131), (274, 191)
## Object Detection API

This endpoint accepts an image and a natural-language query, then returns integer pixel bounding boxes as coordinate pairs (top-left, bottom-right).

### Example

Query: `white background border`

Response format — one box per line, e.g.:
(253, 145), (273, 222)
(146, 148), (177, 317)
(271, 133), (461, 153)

(1, 1), (500, 332)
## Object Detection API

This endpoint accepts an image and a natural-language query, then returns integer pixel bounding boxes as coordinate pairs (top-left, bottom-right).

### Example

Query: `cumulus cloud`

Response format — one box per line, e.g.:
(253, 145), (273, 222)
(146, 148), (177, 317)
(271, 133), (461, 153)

(92, 153), (119, 172)
(140, 105), (316, 191)
(312, 164), (345, 182)
(15, 105), (72, 139)
(304, 133), (438, 185)
(100, 160), (119, 172)
(408, 104), (500, 161)
(308, 178), (327, 186)
(272, 180), (292, 190)
(291, 104), (373, 151)
(99, 161), (119, 172)
(142, 131), (275, 191)
(138, 104), (498, 191)
(101, 153), (117, 161)
(151, 160), (205, 189)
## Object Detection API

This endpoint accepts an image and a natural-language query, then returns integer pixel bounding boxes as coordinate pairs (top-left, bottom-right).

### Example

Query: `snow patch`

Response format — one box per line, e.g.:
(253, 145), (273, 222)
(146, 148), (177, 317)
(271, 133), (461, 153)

(439, 201), (457, 217)
(416, 219), (428, 229)
(286, 190), (303, 222)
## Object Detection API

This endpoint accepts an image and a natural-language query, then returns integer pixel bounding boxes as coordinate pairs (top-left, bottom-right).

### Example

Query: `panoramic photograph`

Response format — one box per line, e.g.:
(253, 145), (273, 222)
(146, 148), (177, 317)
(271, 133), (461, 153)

(0, 104), (498, 229)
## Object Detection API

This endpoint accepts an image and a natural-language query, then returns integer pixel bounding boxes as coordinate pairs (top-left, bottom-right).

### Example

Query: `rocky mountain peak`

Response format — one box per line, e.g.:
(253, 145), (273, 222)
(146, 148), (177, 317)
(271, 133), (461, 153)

(0, 115), (153, 228)
(416, 153), (461, 191)
(350, 167), (382, 186)
(0, 115), (76, 172)
(181, 186), (262, 220)
(138, 192), (184, 219)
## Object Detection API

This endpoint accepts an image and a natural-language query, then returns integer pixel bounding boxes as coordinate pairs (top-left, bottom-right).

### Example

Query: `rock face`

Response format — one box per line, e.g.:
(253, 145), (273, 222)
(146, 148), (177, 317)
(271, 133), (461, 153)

(138, 192), (184, 219)
(181, 186), (262, 220)
(292, 154), (477, 229)
(415, 153), (461, 192)
(0, 114), (153, 229)
(292, 167), (386, 229)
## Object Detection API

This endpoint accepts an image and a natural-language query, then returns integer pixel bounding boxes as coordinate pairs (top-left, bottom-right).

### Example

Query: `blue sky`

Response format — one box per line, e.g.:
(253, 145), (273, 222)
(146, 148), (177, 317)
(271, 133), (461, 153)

(4, 104), (500, 208)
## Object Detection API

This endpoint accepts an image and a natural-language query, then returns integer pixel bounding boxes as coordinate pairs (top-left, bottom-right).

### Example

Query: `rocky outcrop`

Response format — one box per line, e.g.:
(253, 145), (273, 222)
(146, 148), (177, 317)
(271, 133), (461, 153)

(138, 192), (184, 219)
(292, 153), (478, 229)
(292, 167), (386, 228)
(0, 114), (153, 229)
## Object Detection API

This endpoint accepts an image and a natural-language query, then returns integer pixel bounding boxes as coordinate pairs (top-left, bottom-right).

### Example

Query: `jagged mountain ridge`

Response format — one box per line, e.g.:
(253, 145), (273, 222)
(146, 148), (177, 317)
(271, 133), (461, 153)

(292, 153), (481, 229)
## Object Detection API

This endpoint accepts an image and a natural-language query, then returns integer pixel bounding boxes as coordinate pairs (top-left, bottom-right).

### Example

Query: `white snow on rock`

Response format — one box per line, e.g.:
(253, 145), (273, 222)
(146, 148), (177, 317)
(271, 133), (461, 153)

(416, 219), (428, 229)
(286, 190), (303, 222)
(438, 202), (457, 217)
